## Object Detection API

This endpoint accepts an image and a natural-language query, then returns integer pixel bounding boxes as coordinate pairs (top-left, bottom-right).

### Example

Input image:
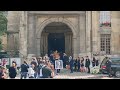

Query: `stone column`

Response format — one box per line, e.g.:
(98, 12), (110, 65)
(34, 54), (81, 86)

(19, 11), (28, 59)
(73, 36), (77, 58)
(69, 33), (73, 56)
(79, 13), (86, 54)
(44, 33), (49, 54)
(65, 32), (73, 56)
(92, 11), (99, 53)
(65, 33), (68, 54)
(40, 35), (44, 56)
(28, 14), (36, 55)
(36, 37), (41, 56)
(40, 33), (48, 56)
(86, 11), (92, 58)
(7, 11), (20, 52)
(111, 11), (120, 55)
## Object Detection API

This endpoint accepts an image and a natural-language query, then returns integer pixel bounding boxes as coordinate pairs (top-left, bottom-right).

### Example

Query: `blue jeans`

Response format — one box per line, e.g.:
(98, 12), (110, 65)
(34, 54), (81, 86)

(21, 72), (28, 79)
(34, 72), (37, 78)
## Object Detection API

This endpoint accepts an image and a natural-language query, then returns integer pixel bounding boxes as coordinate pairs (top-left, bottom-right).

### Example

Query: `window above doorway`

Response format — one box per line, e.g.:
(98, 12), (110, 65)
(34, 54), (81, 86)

(99, 11), (111, 27)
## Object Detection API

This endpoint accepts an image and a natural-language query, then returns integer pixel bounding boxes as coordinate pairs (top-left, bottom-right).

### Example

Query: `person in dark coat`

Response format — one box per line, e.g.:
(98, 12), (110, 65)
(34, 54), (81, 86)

(69, 56), (74, 73)
(9, 62), (17, 79)
(74, 58), (78, 72)
(20, 61), (29, 79)
(77, 57), (81, 72)
(42, 66), (52, 78)
(49, 54), (54, 64)
(92, 57), (96, 67)
(85, 56), (91, 73)
(63, 53), (68, 68)
(96, 59), (99, 66)
(106, 59), (112, 77)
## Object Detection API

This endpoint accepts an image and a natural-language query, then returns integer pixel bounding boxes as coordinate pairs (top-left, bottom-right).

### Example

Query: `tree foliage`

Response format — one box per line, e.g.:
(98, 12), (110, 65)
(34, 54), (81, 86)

(0, 11), (7, 50)
(0, 11), (7, 36)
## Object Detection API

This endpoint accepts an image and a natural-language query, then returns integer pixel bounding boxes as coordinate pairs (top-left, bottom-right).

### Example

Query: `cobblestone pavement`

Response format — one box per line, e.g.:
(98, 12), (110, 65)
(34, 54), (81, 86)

(53, 69), (113, 79)
(7, 69), (120, 79)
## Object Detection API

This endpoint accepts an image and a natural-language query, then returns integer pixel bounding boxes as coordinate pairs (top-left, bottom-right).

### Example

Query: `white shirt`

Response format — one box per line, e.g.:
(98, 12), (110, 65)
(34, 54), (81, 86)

(39, 65), (46, 77)
(28, 67), (35, 77)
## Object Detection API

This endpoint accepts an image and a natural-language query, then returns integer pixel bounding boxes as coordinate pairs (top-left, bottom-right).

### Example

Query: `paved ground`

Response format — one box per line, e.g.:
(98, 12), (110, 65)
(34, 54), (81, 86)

(7, 69), (119, 79)
(53, 69), (113, 79)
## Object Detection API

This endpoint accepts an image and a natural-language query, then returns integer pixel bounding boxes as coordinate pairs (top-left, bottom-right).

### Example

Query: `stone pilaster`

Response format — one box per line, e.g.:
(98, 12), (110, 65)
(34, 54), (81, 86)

(65, 32), (73, 56)
(19, 11), (28, 59)
(73, 36), (78, 58)
(79, 13), (86, 53)
(86, 11), (92, 58)
(7, 11), (20, 52)
(92, 11), (99, 53)
(40, 33), (49, 56)
(36, 37), (41, 56)
(28, 14), (36, 54)
(111, 11), (120, 55)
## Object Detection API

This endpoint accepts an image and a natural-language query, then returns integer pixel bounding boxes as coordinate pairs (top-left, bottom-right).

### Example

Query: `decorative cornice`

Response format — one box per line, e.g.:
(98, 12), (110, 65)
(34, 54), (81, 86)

(28, 11), (85, 15)
(6, 31), (19, 34)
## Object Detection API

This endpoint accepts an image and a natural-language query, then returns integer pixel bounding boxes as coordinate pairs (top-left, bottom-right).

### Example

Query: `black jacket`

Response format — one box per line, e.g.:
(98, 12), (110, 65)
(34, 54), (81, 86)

(70, 59), (74, 68)
(21, 64), (29, 72)
(42, 66), (52, 78)
(9, 67), (17, 78)
(106, 60), (112, 69)
(63, 56), (69, 63)
(85, 59), (90, 67)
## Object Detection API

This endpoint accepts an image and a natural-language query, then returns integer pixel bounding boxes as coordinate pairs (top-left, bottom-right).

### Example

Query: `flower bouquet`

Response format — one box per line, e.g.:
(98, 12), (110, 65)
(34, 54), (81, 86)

(90, 66), (100, 74)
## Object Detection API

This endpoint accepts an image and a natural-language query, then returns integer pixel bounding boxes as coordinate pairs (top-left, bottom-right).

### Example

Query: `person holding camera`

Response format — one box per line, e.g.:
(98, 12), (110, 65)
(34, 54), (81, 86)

(20, 61), (29, 79)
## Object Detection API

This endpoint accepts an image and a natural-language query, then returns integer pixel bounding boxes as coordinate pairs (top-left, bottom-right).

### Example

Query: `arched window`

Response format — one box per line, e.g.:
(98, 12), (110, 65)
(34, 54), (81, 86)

(100, 11), (111, 27)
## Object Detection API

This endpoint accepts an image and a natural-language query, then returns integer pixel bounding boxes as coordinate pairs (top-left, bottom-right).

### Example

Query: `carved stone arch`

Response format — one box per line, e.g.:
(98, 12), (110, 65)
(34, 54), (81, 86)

(36, 17), (78, 57)
(36, 17), (77, 38)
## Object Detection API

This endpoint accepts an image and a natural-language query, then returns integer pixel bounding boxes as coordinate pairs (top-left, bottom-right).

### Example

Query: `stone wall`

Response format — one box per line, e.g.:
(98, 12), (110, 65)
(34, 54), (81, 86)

(111, 11), (120, 55)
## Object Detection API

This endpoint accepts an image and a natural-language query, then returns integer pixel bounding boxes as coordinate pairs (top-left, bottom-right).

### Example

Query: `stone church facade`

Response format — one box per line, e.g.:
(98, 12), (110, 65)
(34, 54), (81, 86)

(7, 11), (120, 59)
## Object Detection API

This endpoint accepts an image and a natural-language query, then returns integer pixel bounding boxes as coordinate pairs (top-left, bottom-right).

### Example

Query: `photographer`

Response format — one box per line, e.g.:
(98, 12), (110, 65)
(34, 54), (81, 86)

(20, 61), (29, 79)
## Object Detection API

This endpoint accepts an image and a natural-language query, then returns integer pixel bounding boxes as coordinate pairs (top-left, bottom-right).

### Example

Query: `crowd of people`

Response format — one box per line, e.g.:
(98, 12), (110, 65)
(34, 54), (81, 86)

(0, 51), (100, 79)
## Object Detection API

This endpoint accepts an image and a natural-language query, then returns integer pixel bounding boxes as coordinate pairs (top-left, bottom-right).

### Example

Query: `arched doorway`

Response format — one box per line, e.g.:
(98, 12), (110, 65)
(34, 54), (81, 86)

(40, 22), (73, 56)
(48, 33), (65, 54)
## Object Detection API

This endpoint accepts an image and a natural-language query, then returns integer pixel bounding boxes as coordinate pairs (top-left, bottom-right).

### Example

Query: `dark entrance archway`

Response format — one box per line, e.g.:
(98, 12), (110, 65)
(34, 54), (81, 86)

(48, 33), (65, 55)
(41, 22), (73, 56)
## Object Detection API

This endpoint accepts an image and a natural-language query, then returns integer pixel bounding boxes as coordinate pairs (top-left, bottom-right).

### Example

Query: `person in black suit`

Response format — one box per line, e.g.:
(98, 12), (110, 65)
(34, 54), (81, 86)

(106, 59), (112, 77)
(20, 61), (29, 79)
(85, 56), (91, 73)
(92, 57), (96, 67)
(77, 57), (81, 72)
(63, 53), (68, 68)
(9, 62), (17, 79)
(74, 58), (78, 72)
